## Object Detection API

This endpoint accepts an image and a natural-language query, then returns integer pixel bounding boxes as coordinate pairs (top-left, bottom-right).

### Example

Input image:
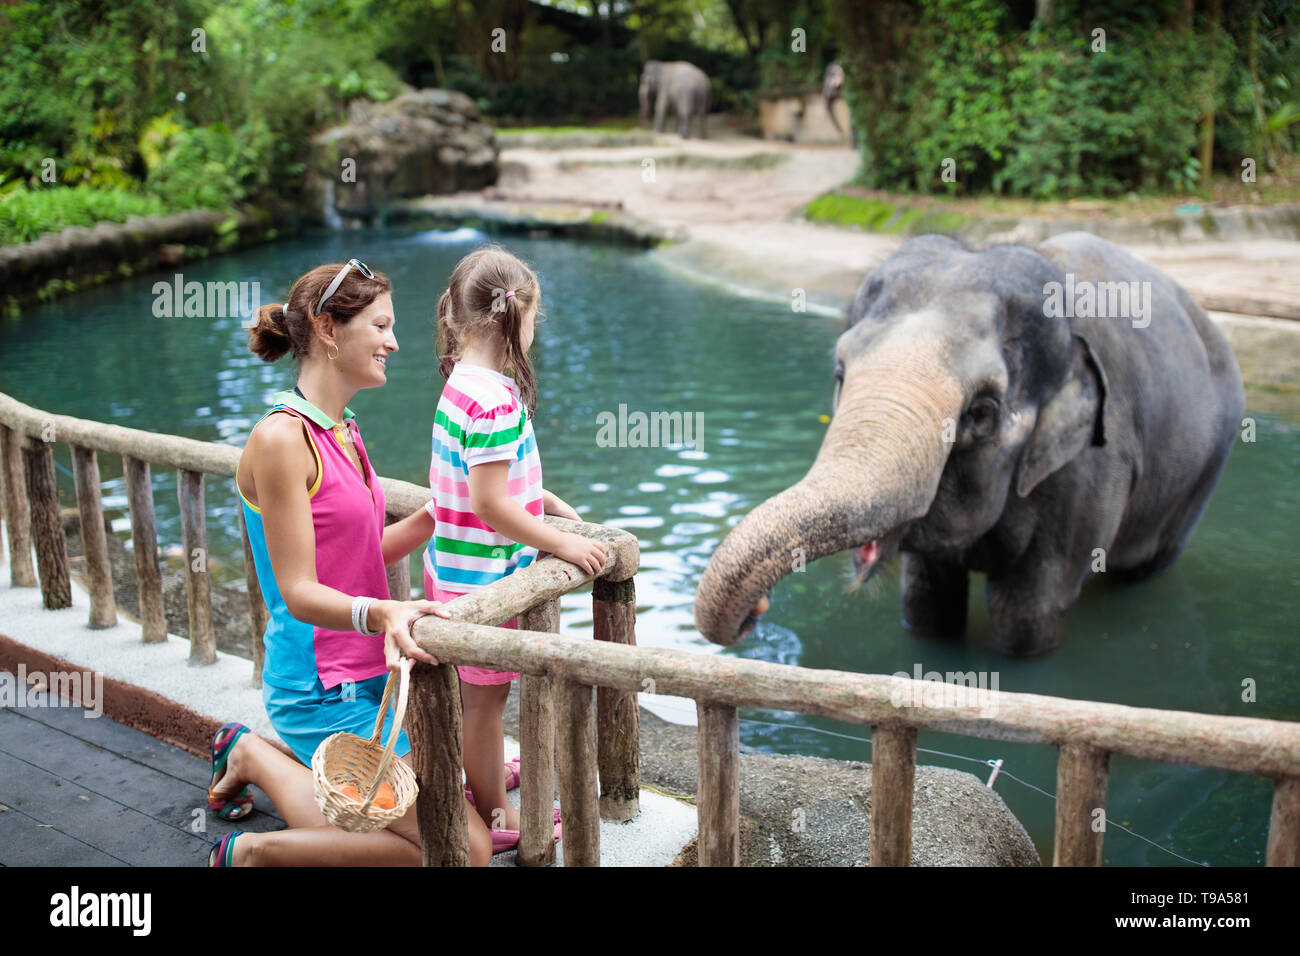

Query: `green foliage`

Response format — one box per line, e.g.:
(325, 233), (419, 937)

(140, 122), (240, 210)
(803, 192), (966, 235)
(831, 0), (1300, 198)
(804, 194), (897, 229)
(0, 185), (166, 245)
(0, 0), (399, 217)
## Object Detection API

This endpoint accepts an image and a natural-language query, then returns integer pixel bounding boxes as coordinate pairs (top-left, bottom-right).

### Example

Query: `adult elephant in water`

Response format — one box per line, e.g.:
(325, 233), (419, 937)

(639, 60), (710, 138)
(694, 232), (1245, 657)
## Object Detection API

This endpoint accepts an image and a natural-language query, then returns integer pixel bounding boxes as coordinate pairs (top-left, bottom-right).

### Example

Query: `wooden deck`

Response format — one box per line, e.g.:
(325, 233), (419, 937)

(0, 690), (284, 866)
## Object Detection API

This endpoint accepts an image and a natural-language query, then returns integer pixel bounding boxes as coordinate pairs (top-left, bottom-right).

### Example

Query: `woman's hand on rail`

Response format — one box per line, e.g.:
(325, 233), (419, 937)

(371, 599), (449, 669)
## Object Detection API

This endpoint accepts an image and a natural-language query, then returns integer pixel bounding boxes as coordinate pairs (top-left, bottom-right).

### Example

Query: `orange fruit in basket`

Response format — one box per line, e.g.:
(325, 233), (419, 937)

(371, 781), (397, 810)
(334, 780), (396, 811)
(336, 782), (361, 803)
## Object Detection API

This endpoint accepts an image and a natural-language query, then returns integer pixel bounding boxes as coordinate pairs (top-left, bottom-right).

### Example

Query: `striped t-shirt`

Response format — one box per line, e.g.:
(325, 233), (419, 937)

(424, 363), (544, 593)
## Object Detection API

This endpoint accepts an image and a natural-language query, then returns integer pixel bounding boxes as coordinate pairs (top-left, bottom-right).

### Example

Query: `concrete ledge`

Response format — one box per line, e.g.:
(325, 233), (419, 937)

(387, 193), (685, 247)
(0, 630), (294, 764)
(0, 206), (284, 307)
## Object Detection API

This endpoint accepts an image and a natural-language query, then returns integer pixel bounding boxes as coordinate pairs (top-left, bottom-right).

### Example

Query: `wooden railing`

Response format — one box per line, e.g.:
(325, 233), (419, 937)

(2, 390), (1298, 867)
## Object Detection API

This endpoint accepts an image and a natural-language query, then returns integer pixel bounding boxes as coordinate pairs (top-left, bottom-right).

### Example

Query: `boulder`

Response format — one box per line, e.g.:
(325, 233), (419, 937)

(307, 88), (499, 224)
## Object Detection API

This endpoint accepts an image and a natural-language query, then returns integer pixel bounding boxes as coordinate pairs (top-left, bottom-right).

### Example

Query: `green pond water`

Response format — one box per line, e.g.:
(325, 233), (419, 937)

(1, 227), (1296, 866)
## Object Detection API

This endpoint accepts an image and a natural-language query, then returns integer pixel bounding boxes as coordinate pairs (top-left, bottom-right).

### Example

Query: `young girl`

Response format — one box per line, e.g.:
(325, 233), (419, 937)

(428, 244), (606, 851)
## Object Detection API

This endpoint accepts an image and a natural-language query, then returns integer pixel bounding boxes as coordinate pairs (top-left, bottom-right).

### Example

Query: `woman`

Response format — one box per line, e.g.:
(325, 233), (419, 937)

(208, 259), (494, 865)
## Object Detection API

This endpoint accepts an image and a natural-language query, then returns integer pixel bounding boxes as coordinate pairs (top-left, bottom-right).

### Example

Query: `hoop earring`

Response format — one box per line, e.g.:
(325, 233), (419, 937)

(327, 343), (339, 360)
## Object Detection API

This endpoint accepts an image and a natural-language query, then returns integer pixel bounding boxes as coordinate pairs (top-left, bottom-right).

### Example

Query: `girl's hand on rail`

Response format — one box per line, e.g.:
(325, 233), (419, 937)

(373, 599), (449, 669)
(552, 533), (607, 576)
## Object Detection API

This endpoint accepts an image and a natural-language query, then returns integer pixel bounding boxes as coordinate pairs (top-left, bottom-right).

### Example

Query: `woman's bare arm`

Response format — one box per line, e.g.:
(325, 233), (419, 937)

(250, 414), (440, 664)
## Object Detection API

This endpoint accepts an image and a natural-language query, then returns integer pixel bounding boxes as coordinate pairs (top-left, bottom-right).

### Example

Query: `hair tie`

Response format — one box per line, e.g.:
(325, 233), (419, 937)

(273, 304), (288, 327)
(504, 290), (516, 300)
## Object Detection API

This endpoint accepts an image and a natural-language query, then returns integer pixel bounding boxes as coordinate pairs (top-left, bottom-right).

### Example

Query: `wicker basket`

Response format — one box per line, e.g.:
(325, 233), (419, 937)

(312, 659), (419, 832)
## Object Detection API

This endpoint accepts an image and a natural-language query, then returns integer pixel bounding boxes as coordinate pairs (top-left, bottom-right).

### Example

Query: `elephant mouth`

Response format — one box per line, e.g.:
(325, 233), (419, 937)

(735, 592), (770, 642)
(848, 526), (908, 590)
(733, 526), (911, 640)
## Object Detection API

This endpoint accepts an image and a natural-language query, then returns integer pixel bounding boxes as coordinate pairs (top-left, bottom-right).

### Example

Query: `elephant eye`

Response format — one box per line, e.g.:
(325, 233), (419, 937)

(965, 397), (1000, 439)
(832, 361), (844, 412)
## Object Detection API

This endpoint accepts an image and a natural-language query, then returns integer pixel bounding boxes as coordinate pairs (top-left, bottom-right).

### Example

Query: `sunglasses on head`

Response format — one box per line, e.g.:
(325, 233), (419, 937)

(315, 258), (375, 315)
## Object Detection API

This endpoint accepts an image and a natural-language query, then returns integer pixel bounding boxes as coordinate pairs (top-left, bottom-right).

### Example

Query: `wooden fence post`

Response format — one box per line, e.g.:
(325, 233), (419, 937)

(1, 424), (36, 587)
(1266, 776), (1300, 866)
(519, 599), (559, 866)
(594, 575), (640, 822)
(1054, 741), (1109, 866)
(23, 434), (71, 609)
(407, 662), (469, 866)
(383, 514), (412, 602)
(870, 722), (917, 866)
(71, 444), (116, 628)
(386, 561), (411, 602)
(696, 701), (740, 866)
(124, 456), (166, 643)
(556, 677), (600, 866)
(177, 468), (216, 664)
(235, 507), (267, 685)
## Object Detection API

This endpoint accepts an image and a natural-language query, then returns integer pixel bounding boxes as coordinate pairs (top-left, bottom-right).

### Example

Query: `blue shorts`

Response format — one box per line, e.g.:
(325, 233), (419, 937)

(262, 671), (411, 767)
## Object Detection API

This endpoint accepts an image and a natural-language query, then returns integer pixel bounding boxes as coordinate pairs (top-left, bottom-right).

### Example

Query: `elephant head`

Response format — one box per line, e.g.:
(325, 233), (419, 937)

(694, 234), (1109, 646)
(639, 61), (663, 124)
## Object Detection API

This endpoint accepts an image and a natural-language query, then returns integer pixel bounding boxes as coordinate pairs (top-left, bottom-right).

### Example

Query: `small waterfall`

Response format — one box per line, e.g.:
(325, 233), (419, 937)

(322, 178), (343, 229)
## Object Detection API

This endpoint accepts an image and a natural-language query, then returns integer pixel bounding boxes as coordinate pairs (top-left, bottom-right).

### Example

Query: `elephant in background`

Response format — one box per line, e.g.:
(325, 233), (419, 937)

(694, 232), (1245, 657)
(639, 60), (710, 138)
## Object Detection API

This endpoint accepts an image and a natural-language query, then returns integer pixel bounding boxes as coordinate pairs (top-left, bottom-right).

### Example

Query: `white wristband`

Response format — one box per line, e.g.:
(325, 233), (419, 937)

(352, 596), (381, 636)
(424, 498), (438, 519)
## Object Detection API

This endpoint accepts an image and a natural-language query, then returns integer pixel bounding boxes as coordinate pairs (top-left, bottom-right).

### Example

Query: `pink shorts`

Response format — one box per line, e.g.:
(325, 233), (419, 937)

(424, 568), (520, 686)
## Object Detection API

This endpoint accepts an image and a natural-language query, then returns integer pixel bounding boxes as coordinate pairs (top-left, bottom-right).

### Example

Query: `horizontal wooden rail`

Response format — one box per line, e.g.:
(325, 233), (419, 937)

(410, 618), (1300, 779)
(0, 391), (465, 524)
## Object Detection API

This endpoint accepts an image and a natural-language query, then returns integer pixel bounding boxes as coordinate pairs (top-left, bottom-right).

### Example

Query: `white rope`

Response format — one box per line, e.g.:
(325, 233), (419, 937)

(735, 715), (1211, 867)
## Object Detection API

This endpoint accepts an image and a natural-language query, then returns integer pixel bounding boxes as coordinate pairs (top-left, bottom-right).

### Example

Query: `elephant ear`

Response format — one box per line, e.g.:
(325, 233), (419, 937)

(1015, 333), (1109, 498)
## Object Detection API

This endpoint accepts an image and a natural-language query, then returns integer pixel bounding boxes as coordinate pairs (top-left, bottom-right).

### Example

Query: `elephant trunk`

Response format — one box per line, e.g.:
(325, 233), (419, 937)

(694, 337), (965, 645)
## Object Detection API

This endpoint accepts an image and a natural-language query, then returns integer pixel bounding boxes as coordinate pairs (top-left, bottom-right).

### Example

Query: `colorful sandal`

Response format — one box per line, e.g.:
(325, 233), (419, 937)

(208, 722), (253, 821)
(208, 830), (244, 867)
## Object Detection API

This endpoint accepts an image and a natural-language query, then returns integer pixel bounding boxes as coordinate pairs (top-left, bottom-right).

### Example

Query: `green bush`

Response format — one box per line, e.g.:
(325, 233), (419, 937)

(0, 185), (166, 245)
(138, 115), (273, 209)
(0, 0), (400, 212)
(832, 0), (1299, 198)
